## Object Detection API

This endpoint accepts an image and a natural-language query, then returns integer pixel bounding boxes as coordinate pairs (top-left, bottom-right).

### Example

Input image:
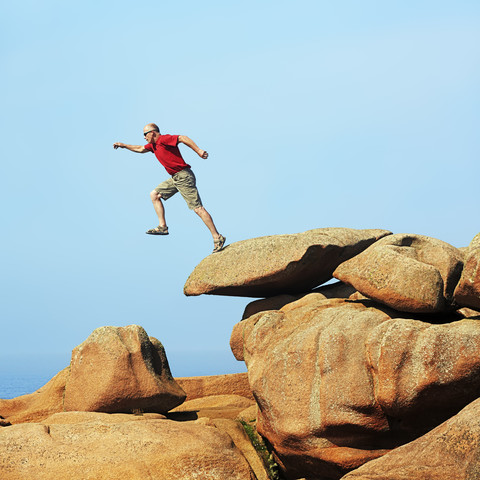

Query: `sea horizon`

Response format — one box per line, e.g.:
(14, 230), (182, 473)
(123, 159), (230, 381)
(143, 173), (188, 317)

(0, 350), (246, 400)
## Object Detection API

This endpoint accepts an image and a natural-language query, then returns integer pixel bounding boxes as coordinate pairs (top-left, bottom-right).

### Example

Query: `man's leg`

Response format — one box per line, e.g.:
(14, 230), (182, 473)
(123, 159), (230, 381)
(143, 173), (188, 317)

(174, 169), (225, 251)
(194, 206), (221, 240)
(150, 190), (167, 227)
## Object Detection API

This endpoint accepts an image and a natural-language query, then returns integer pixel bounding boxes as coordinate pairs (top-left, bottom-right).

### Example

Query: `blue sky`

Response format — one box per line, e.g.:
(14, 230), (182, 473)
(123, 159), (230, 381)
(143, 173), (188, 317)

(1, 1), (479, 383)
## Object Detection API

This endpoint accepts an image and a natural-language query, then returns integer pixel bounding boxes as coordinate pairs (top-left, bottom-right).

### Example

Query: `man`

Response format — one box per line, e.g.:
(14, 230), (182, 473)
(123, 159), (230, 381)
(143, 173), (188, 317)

(114, 123), (226, 253)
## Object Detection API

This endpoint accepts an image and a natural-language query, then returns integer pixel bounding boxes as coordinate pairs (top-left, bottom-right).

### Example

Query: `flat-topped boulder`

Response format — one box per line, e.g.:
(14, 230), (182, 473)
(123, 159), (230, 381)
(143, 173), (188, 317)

(454, 232), (480, 310)
(334, 233), (464, 313)
(184, 228), (391, 297)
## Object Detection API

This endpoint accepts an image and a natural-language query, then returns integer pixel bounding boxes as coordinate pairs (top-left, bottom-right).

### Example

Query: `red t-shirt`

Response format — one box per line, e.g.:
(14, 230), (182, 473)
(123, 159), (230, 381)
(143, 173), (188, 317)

(144, 134), (191, 176)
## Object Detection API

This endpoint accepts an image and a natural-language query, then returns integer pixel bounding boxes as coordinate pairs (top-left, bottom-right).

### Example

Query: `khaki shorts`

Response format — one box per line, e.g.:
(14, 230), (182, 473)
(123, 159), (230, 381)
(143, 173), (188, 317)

(154, 168), (203, 210)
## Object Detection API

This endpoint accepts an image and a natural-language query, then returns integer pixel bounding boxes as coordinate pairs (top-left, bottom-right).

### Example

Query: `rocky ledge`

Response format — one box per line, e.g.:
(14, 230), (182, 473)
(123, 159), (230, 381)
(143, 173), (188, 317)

(1, 227), (479, 480)
(188, 227), (480, 479)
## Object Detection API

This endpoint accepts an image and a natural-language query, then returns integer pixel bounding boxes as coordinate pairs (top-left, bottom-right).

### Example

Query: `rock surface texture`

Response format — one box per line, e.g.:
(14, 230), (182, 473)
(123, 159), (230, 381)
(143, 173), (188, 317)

(184, 228), (391, 297)
(454, 232), (480, 310)
(233, 295), (480, 479)
(341, 397), (480, 480)
(333, 234), (464, 313)
(0, 416), (255, 480)
(241, 281), (356, 320)
(63, 325), (186, 413)
(170, 394), (255, 421)
(175, 372), (253, 400)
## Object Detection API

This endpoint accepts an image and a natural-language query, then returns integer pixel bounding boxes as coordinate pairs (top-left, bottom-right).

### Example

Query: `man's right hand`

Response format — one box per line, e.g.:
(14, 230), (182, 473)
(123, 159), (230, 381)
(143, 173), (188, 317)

(113, 142), (125, 149)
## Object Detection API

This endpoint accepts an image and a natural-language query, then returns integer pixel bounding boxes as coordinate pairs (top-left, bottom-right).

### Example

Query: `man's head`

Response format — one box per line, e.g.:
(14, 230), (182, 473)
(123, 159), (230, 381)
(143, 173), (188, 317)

(143, 123), (160, 142)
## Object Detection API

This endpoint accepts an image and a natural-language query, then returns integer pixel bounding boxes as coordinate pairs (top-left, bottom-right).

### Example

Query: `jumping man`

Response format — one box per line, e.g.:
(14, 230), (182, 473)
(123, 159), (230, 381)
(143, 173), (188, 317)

(114, 123), (226, 253)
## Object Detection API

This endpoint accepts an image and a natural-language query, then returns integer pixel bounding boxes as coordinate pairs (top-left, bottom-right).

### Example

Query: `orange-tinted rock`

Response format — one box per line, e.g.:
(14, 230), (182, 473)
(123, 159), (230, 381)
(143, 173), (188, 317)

(232, 286), (357, 362)
(175, 372), (253, 400)
(184, 228), (391, 297)
(367, 318), (480, 426)
(457, 307), (480, 319)
(242, 281), (356, 319)
(334, 234), (463, 313)
(231, 321), (248, 361)
(236, 404), (257, 423)
(454, 233), (480, 310)
(342, 397), (480, 480)
(63, 325), (186, 413)
(42, 411), (166, 424)
(212, 418), (270, 480)
(236, 297), (480, 479)
(0, 368), (68, 424)
(170, 394), (255, 420)
(0, 417), (255, 480)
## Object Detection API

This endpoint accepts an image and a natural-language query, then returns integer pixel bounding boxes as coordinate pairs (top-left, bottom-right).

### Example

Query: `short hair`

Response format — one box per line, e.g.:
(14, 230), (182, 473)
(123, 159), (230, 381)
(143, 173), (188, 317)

(146, 123), (160, 133)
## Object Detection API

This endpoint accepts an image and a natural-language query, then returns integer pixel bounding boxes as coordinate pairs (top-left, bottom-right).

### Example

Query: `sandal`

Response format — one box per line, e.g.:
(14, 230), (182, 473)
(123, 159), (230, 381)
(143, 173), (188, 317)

(146, 225), (169, 235)
(213, 235), (226, 253)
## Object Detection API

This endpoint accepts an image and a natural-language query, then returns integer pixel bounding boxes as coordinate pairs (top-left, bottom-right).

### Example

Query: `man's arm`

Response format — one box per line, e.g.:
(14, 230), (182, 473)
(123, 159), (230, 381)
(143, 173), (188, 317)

(178, 135), (208, 159)
(113, 142), (148, 153)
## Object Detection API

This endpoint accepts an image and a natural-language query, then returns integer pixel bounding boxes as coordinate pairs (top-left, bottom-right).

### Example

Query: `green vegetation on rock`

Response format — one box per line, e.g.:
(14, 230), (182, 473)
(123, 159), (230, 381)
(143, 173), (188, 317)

(240, 420), (283, 480)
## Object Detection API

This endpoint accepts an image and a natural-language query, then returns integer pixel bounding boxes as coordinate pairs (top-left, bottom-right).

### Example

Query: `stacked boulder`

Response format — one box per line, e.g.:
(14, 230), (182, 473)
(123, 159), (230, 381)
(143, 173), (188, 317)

(185, 227), (480, 480)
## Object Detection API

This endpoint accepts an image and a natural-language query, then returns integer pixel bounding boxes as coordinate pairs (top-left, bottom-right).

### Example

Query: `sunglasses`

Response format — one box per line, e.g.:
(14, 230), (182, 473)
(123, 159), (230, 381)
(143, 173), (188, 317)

(144, 130), (156, 137)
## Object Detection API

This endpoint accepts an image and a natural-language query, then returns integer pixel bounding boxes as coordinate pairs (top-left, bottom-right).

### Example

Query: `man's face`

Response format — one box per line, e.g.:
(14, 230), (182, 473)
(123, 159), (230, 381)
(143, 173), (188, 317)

(143, 126), (157, 142)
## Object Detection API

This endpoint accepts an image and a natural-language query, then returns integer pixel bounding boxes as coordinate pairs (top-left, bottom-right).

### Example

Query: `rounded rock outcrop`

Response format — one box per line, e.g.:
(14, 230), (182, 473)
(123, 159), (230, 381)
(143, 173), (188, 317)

(333, 234), (464, 313)
(63, 325), (186, 414)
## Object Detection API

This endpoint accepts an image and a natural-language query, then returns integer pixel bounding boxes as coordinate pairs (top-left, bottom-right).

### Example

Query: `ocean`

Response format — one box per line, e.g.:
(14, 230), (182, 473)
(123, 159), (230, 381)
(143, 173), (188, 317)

(0, 373), (53, 400)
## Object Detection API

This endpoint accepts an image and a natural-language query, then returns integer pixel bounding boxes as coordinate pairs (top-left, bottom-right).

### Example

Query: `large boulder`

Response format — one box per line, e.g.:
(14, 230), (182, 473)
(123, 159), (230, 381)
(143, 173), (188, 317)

(341, 397), (480, 480)
(231, 284), (356, 362)
(234, 296), (480, 479)
(0, 326), (186, 423)
(333, 234), (464, 313)
(0, 415), (255, 480)
(63, 325), (186, 413)
(454, 232), (480, 310)
(184, 228), (391, 297)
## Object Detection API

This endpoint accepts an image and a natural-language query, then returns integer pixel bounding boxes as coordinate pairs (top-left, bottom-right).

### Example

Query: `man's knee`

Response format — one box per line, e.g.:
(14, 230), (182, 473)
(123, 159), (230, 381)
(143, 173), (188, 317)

(150, 190), (162, 201)
(194, 206), (206, 215)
